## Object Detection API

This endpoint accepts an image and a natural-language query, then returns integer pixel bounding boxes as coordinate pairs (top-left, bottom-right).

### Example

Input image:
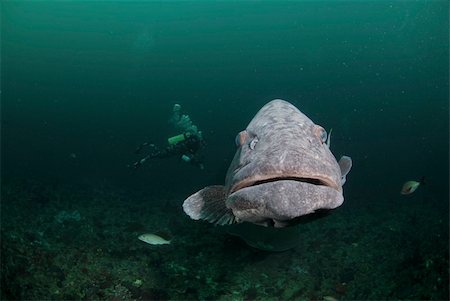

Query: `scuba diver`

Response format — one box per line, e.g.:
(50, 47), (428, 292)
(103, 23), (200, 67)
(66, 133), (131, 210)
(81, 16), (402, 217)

(130, 104), (206, 170)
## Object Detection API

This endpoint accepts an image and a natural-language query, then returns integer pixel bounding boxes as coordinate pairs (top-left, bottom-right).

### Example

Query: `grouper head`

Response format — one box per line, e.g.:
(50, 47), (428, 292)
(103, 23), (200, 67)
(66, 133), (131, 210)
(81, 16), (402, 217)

(183, 99), (352, 228)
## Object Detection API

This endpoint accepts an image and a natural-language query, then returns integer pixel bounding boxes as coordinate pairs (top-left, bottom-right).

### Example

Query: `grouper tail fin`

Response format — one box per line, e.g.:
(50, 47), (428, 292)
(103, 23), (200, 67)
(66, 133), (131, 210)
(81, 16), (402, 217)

(182, 185), (236, 225)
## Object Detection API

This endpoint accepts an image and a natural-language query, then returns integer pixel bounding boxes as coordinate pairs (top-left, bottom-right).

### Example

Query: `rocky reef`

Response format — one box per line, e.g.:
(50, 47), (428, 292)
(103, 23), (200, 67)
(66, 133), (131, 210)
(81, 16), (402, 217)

(1, 179), (448, 300)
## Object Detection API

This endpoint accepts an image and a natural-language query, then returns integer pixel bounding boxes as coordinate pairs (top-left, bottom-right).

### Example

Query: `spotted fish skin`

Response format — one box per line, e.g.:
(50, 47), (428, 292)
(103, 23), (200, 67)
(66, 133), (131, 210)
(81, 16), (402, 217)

(183, 99), (352, 228)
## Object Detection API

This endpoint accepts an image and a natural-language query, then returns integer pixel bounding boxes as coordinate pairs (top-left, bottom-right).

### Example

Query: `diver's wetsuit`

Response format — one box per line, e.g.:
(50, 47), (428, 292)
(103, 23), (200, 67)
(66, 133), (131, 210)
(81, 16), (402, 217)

(132, 134), (205, 169)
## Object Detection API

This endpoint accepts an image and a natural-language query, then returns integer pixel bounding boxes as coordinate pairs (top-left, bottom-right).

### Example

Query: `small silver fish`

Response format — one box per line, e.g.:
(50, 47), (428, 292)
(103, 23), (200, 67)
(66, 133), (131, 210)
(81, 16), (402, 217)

(401, 177), (424, 195)
(138, 233), (171, 245)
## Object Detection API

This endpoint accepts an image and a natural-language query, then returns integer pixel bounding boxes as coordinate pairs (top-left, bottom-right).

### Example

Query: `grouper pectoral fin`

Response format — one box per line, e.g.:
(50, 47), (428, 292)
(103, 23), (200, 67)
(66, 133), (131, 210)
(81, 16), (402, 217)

(182, 186), (236, 225)
(339, 156), (352, 185)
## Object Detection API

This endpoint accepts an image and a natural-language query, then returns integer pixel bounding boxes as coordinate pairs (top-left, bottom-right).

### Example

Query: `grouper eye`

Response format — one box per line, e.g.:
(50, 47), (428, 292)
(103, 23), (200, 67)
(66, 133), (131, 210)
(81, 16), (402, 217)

(249, 137), (259, 150)
(235, 130), (248, 147)
(320, 130), (327, 143)
(315, 126), (327, 143)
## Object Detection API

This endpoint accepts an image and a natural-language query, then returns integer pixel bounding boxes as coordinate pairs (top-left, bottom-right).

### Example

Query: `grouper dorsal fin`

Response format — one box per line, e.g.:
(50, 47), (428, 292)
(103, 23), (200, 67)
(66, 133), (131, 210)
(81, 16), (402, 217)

(182, 186), (236, 225)
(338, 156), (352, 185)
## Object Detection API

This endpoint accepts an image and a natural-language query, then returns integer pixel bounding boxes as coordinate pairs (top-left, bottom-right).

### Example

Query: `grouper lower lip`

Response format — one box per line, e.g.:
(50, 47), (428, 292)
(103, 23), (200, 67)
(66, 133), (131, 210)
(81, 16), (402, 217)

(227, 179), (344, 225)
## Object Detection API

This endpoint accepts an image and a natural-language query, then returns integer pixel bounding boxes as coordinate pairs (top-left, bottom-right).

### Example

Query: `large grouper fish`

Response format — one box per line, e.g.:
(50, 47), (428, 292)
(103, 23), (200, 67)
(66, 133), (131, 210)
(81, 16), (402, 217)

(183, 99), (352, 237)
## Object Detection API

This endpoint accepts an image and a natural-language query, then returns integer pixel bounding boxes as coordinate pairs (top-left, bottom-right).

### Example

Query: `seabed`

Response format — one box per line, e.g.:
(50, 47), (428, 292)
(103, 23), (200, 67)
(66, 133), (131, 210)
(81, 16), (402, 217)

(1, 179), (448, 300)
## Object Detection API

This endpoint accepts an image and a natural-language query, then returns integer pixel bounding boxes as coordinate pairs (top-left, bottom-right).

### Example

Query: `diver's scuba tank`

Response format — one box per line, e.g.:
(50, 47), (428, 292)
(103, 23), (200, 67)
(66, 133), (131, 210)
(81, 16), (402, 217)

(167, 131), (195, 145)
(168, 133), (187, 145)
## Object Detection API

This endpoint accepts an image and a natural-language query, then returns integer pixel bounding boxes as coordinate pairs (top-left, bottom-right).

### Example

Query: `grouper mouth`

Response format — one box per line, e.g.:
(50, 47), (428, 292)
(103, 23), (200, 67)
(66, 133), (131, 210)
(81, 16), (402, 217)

(227, 174), (344, 228)
(230, 174), (340, 195)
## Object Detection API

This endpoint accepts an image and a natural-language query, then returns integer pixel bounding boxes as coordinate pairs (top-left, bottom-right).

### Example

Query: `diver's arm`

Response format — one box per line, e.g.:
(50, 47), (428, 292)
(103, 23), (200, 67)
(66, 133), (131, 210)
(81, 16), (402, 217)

(131, 155), (150, 169)
(130, 144), (164, 169)
(135, 142), (153, 154)
(154, 145), (178, 159)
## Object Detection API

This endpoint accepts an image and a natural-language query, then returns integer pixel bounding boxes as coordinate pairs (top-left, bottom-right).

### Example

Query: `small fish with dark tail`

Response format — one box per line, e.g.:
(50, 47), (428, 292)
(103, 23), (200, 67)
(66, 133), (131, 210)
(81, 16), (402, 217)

(401, 177), (425, 195)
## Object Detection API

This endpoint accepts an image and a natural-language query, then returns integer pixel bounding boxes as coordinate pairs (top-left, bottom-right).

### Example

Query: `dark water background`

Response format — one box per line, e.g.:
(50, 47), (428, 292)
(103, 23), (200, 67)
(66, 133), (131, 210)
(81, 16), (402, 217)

(3, 1), (448, 197)
(1, 1), (449, 300)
